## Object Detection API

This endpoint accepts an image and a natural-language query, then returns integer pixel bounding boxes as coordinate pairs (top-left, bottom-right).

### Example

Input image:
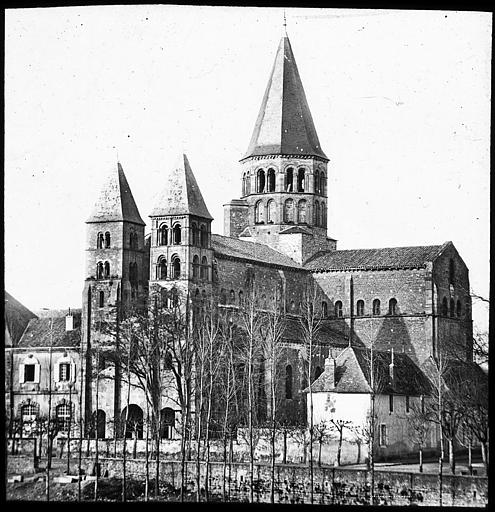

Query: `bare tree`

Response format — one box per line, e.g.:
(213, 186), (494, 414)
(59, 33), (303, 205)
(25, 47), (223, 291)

(330, 419), (353, 467)
(313, 420), (332, 467)
(407, 399), (432, 473)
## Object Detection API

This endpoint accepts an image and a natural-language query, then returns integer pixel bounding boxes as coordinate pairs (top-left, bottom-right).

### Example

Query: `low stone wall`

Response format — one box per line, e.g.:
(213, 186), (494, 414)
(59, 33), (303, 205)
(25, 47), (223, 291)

(7, 455), (36, 475)
(82, 456), (487, 507)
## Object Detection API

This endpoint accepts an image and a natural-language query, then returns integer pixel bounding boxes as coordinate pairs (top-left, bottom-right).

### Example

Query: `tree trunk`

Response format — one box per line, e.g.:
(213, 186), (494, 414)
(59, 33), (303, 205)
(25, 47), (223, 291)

(283, 430), (287, 464)
(481, 441), (488, 471)
(419, 446), (423, 473)
(337, 429), (343, 467)
(318, 441), (322, 467)
(356, 441), (361, 465)
(468, 440), (472, 475)
(448, 438), (455, 475)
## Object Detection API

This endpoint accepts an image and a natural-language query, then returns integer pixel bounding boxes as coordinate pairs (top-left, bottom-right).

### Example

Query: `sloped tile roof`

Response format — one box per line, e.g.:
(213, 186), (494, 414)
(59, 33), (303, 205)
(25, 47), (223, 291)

(279, 225), (313, 235)
(305, 243), (448, 271)
(18, 314), (82, 348)
(212, 234), (302, 269)
(87, 163), (145, 225)
(4, 291), (38, 346)
(242, 36), (328, 161)
(150, 154), (212, 219)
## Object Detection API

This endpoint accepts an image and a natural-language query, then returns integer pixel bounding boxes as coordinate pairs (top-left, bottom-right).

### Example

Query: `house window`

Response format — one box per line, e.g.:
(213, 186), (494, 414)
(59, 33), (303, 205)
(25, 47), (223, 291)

(405, 395), (410, 413)
(388, 298), (398, 315)
(172, 224), (181, 245)
(297, 168), (305, 192)
(56, 403), (72, 431)
(389, 394), (394, 413)
(256, 169), (265, 193)
(321, 301), (328, 317)
(254, 200), (263, 223)
(379, 424), (387, 446)
(267, 168), (275, 192)
(285, 365), (293, 399)
(372, 299), (381, 316)
(297, 200), (307, 224)
(105, 232), (111, 248)
(456, 300), (462, 317)
(24, 364), (36, 382)
(285, 167), (294, 192)
(97, 233), (104, 249)
(449, 298), (455, 318)
(267, 200), (276, 223)
(283, 199), (294, 223)
(356, 300), (364, 317)
(441, 297), (448, 316)
(99, 291), (105, 308)
(59, 363), (71, 382)
(159, 225), (168, 246)
(334, 300), (343, 318)
(21, 403), (38, 418)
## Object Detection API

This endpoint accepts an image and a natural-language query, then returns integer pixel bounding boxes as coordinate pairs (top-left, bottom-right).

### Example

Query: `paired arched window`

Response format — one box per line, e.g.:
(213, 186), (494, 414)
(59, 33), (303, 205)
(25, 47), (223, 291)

(159, 225), (168, 246)
(441, 297), (448, 316)
(297, 168), (305, 192)
(96, 262), (104, 279)
(356, 300), (364, 317)
(373, 299), (381, 316)
(201, 256), (208, 280)
(254, 200), (263, 224)
(334, 300), (343, 318)
(389, 298), (398, 315)
(297, 200), (307, 224)
(200, 225), (207, 247)
(157, 257), (167, 280)
(97, 233), (105, 249)
(449, 298), (455, 318)
(285, 365), (293, 399)
(105, 232), (111, 248)
(172, 256), (181, 279)
(456, 300), (462, 317)
(267, 200), (276, 223)
(172, 224), (181, 245)
(321, 301), (328, 317)
(192, 255), (200, 279)
(104, 261), (110, 278)
(314, 170), (320, 194)
(283, 199), (294, 223)
(314, 201), (321, 226)
(256, 169), (265, 193)
(267, 168), (275, 192)
(285, 168), (294, 192)
(99, 291), (105, 308)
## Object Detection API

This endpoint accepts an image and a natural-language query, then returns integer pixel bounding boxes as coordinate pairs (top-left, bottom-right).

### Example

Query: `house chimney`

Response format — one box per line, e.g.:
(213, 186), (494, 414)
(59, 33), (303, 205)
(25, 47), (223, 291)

(65, 313), (74, 332)
(389, 348), (395, 386)
(325, 357), (336, 389)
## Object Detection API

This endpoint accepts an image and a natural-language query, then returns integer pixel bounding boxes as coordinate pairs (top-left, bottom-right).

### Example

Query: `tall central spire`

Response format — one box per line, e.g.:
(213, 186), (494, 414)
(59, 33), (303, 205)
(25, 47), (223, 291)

(242, 34), (328, 161)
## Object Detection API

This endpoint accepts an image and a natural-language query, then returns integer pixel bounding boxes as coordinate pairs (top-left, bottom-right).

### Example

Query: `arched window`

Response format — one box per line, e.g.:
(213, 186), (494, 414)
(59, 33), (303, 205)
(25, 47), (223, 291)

(356, 300), (365, 317)
(441, 297), (448, 316)
(245, 174), (251, 195)
(160, 407), (175, 439)
(238, 290), (244, 305)
(297, 200), (307, 224)
(230, 289), (235, 304)
(256, 169), (265, 193)
(267, 168), (275, 192)
(285, 365), (293, 399)
(456, 300), (462, 317)
(193, 255), (199, 279)
(191, 223), (198, 245)
(314, 366), (323, 381)
(90, 410), (106, 439)
(99, 291), (104, 308)
(105, 232), (111, 248)
(314, 201), (320, 226)
(449, 298), (455, 317)
(267, 200), (276, 223)
(449, 259), (455, 284)
(297, 168), (305, 192)
(254, 200), (263, 224)
(320, 172), (326, 195)
(283, 199), (294, 223)
(321, 202), (327, 227)
(157, 257), (167, 280)
(321, 301), (328, 317)
(201, 256), (208, 280)
(21, 402), (39, 421)
(372, 299), (381, 316)
(121, 404), (143, 439)
(56, 403), (72, 431)
(104, 261), (110, 278)
(200, 225), (207, 247)
(290, 300), (295, 312)
(242, 173), (247, 196)
(97, 233), (104, 249)
(96, 262), (104, 279)
(334, 300), (343, 318)
(314, 170), (320, 194)
(159, 225), (168, 246)
(285, 167), (294, 192)
(389, 298), (398, 315)
(172, 224), (181, 245)
(172, 256), (181, 279)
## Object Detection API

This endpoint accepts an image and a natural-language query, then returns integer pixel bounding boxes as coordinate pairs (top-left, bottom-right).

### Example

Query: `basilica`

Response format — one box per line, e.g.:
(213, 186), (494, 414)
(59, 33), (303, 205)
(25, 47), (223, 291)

(6, 31), (473, 459)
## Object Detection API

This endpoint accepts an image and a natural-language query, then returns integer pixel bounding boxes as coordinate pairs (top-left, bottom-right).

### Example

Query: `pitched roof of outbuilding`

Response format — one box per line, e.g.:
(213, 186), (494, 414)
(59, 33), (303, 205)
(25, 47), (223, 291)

(212, 234), (303, 269)
(17, 314), (82, 348)
(87, 163), (145, 225)
(242, 35), (328, 161)
(4, 291), (38, 346)
(150, 154), (212, 219)
(304, 243), (449, 271)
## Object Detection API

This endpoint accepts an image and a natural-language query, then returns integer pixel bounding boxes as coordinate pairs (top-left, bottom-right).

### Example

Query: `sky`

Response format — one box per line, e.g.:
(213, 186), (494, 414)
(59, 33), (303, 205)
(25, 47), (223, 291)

(4, 6), (491, 331)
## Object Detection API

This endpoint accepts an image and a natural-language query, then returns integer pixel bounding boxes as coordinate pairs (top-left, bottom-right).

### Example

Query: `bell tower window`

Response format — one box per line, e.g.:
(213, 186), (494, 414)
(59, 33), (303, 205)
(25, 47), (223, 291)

(191, 223), (198, 245)
(159, 225), (168, 246)
(172, 224), (182, 245)
(314, 170), (320, 194)
(172, 256), (181, 279)
(297, 200), (307, 224)
(285, 168), (293, 192)
(104, 261), (110, 278)
(256, 169), (265, 193)
(314, 201), (320, 226)
(267, 168), (275, 192)
(97, 262), (104, 279)
(157, 258), (167, 280)
(99, 291), (105, 308)
(200, 224), (207, 247)
(255, 200), (263, 224)
(97, 233), (104, 249)
(320, 172), (326, 195)
(201, 256), (208, 280)
(267, 200), (275, 223)
(105, 232), (111, 248)
(193, 255), (199, 279)
(283, 199), (294, 223)
(297, 168), (305, 192)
